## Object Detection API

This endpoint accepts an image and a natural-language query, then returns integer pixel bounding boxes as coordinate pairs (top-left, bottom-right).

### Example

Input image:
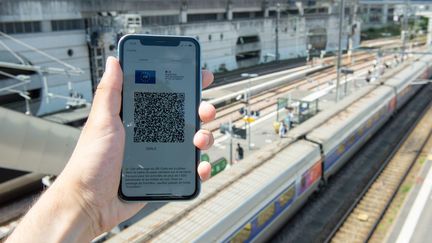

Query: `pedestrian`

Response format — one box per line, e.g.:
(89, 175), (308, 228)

(236, 143), (244, 161)
(286, 107), (294, 129)
(279, 121), (286, 138)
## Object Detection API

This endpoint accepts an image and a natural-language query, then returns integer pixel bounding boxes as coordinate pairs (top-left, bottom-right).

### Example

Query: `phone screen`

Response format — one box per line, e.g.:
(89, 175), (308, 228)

(119, 36), (200, 200)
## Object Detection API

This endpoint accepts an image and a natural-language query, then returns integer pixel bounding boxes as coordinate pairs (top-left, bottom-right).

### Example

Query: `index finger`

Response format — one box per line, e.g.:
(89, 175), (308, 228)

(202, 70), (214, 89)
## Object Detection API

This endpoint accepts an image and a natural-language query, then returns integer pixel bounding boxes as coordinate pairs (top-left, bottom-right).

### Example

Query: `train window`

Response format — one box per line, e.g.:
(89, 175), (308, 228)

(374, 113), (380, 122)
(257, 203), (275, 227)
(278, 184), (295, 207)
(367, 119), (373, 128)
(338, 144), (345, 155)
(358, 126), (364, 137)
(230, 223), (252, 243)
(349, 134), (356, 146)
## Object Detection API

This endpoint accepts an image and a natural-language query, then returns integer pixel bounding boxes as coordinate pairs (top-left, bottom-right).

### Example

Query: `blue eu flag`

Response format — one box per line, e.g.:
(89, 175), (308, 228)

(135, 70), (156, 84)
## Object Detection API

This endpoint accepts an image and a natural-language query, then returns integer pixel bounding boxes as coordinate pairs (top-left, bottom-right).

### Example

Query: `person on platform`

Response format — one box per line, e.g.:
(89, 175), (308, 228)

(6, 57), (216, 243)
(279, 121), (286, 138)
(236, 143), (244, 161)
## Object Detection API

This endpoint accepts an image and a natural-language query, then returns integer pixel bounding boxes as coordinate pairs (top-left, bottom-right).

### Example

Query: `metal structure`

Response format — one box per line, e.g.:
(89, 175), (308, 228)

(335, 0), (345, 102)
(0, 31), (87, 116)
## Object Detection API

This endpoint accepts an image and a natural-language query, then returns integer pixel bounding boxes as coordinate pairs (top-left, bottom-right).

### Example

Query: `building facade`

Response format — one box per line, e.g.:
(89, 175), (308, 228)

(0, 0), (360, 115)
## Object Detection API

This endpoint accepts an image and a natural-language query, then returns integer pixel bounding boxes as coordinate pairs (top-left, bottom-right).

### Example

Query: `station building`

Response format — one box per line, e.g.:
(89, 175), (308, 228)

(0, 0), (360, 115)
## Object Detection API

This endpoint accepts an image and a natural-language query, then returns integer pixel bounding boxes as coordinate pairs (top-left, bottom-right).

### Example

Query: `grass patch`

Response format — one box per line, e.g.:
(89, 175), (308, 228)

(400, 183), (412, 194)
(418, 156), (426, 165)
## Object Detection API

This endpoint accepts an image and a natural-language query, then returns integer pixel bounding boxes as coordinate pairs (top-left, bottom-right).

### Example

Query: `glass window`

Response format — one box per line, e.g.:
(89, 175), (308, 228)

(233, 12), (251, 19)
(188, 13), (218, 22)
(278, 184), (295, 207)
(257, 203), (275, 226)
(51, 19), (84, 31)
(15, 22), (24, 33)
(23, 22), (32, 32)
(5, 22), (14, 33)
(32, 21), (41, 32)
(230, 223), (252, 243)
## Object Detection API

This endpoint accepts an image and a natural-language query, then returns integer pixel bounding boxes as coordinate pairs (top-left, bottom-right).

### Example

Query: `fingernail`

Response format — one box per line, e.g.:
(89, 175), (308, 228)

(203, 132), (210, 145)
(105, 56), (115, 70)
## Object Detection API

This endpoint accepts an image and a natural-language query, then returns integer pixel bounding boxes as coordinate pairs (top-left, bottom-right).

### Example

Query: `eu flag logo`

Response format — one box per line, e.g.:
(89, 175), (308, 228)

(135, 70), (156, 84)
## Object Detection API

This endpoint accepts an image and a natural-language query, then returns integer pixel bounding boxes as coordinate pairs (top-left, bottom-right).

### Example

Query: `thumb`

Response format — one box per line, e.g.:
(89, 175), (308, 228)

(90, 56), (123, 119)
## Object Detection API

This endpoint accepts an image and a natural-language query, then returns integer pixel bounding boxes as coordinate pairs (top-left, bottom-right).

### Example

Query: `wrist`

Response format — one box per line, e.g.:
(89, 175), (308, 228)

(41, 182), (97, 242)
(50, 178), (102, 239)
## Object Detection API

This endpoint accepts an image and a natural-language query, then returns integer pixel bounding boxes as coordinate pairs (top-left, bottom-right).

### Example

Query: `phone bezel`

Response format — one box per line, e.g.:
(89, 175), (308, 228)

(117, 34), (201, 201)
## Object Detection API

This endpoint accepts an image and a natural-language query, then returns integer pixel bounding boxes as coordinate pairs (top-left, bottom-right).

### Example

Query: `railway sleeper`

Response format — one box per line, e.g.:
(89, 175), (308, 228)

(360, 201), (388, 212)
(338, 226), (370, 238)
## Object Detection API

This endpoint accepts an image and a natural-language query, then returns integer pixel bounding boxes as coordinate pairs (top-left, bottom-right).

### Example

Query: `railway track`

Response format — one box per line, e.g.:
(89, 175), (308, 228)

(207, 40), (426, 135)
(203, 49), (407, 133)
(329, 98), (432, 243)
(270, 84), (432, 243)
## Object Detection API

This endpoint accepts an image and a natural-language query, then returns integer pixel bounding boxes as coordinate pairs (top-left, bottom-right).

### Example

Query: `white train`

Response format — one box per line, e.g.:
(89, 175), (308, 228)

(218, 56), (431, 243)
(107, 55), (432, 243)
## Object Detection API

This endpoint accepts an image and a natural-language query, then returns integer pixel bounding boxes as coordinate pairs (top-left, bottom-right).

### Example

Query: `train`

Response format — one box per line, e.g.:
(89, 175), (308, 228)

(107, 54), (432, 243)
(220, 55), (432, 243)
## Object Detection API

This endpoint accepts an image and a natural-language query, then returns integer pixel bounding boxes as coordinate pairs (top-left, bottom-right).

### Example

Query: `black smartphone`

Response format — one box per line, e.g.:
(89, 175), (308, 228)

(118, 34), (201, 201)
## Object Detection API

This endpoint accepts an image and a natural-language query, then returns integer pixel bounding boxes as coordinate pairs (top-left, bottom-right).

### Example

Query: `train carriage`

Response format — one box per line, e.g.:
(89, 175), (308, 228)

(143, 141), (321, 243)
(383, 55), (432, 110)
(306, 86), (395, 180)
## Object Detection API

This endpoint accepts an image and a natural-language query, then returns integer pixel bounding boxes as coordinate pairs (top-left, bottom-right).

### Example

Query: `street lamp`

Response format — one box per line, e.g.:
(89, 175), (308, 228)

(240, 73), (258, 150)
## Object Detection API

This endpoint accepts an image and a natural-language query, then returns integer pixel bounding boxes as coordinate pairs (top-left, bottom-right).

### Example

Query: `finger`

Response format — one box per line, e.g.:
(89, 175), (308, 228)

(193, 130), (214, 150)
(90, 57), (123, 118)
(199, 101), (216, 123)
(198, 161), (211, 181)
(202, 70), (214, 89)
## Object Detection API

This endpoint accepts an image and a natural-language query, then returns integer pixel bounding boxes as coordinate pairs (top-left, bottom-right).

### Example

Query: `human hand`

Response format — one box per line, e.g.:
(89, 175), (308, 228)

(51, 57), (215, 238)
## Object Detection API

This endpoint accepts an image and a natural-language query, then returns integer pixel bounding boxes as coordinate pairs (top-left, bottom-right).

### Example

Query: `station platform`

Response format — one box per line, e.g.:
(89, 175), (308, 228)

(208, 64), (371, 164)
(385, 137), (432, 243)
(203, 64), (329, 107)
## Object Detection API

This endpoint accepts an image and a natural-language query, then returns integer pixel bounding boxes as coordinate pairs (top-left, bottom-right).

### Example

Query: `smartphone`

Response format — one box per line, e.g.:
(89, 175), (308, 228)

(118, 35), (201, 201)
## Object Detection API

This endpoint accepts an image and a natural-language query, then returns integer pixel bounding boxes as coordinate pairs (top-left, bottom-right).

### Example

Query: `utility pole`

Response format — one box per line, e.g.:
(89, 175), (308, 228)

(348, 2), (357, 65)
(241, 73), (258, 150)
(229, 119), (233, 165)
(275, 3), (280, 61)
(335, 0), (345, 102)
(401, 0), (409, 62)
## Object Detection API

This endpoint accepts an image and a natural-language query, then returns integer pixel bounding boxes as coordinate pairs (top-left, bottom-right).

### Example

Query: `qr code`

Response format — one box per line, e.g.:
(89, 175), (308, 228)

(134, 92), (185, 143)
